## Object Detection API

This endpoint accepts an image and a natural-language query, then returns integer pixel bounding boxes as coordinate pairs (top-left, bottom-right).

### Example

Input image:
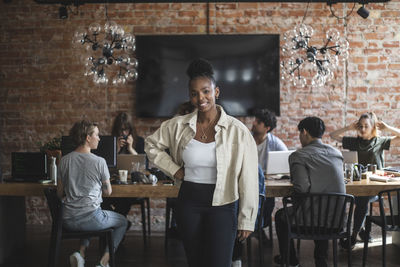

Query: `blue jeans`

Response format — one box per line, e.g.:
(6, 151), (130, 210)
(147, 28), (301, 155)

(63, 208), (128, 253)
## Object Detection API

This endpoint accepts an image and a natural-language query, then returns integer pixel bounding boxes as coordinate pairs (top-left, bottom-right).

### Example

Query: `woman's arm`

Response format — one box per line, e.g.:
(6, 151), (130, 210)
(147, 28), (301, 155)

(329, 122), (357, 142)
(377, 121), (400, 145)
(144, 121), (182, 179)
(237, 131), (259, 232)
(102, 179), (112, 196)
(126, 135), (138, 155)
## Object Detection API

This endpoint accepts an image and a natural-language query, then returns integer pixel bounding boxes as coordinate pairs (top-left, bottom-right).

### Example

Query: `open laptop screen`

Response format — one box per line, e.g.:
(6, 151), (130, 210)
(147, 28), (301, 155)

(266, 150), (295, 175)
(11, 152), (47, 182)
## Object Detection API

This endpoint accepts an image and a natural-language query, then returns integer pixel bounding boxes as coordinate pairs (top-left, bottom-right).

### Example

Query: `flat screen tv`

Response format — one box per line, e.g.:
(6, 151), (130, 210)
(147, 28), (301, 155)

(135, 34), (280, 117)
(61, 136), (117, 168)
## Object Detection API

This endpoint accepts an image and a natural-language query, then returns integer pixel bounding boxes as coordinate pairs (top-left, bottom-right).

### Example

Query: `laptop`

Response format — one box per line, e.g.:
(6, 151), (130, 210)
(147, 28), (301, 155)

(117, 154), (147, 171)
(266, 150), (295, 175)
(341, 151), (358, 164)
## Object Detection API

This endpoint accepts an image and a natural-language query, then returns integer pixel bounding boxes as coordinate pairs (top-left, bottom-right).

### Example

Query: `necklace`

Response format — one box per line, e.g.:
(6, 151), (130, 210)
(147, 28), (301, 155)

(197, 113), (219, 141)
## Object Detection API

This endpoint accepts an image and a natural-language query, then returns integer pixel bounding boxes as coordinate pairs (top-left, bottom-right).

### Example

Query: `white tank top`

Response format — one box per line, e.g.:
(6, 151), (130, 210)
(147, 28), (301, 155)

(182, 139), (217, 184)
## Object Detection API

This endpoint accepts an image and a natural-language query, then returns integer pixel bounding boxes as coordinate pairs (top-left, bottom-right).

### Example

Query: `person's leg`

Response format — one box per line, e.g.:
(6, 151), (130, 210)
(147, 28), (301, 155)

(275, 208), (298, 265)
(204, 201), (237, 267)
(175, 182), (206, 267)
(353, 196), (371, 235)
(314, 240), (328, 267)
(263, 197), (275, 228)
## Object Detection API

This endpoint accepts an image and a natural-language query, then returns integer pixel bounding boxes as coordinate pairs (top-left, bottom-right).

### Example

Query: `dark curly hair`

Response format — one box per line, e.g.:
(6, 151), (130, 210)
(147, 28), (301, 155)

(298, 117), (325, 138)
(186, 58), (216, 86)
(254, 109), (277, 132)
(69, 120), (98, 148)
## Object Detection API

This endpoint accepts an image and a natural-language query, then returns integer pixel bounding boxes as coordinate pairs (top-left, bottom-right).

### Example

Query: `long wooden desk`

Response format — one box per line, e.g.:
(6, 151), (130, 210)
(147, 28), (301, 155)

(2, 179), (400, 198)
(0, 182), (180, 198)
(265, 178), (400, 197)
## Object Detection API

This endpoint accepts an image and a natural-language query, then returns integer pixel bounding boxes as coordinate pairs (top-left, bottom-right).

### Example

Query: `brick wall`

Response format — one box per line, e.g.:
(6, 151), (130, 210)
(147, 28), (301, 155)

(1, 0), (400, 228)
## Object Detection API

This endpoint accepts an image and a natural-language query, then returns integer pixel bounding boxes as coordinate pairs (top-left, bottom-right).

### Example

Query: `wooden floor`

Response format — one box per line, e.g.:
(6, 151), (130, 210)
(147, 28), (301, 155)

(3, 224), (400, 267)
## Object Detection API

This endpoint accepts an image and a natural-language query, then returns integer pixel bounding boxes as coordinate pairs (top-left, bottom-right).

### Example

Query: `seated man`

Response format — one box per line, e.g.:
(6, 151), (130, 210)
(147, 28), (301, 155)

(274, 117), (345, 267)
(252, 109), (287, 232)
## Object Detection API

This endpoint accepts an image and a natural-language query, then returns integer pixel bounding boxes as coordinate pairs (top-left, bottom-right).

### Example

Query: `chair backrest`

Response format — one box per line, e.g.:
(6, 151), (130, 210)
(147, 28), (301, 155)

(283, 193), (354, 238)
(44, 187), (64, 231)
(378, 189), (400, 229)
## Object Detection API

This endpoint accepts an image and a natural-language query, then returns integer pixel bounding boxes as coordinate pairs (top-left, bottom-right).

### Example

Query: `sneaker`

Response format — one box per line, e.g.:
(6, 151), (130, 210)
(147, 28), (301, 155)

(95, 264), (110, 267)
(69, 252), (85, 267)
(273, 255), (300, 267)
(232, 259), (242, 267)
(339, 236), (356, 250)
(359, 228), (373, 243)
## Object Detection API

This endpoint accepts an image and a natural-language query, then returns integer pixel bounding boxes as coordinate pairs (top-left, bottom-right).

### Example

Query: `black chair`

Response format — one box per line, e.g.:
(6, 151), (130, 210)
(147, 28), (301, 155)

(362, 188), (400, 267)
(44, 188), (115, 267)
(283, 193), (354, 267)
(246, 194), (266, 267)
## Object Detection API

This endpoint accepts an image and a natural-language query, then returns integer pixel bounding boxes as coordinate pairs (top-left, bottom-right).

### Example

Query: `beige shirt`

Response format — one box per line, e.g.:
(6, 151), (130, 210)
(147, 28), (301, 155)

(145, 106), (259, 231)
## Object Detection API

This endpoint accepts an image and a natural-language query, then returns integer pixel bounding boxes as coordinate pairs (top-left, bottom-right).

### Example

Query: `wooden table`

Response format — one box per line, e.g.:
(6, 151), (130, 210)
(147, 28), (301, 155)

(0, 182), (180, 198)
(265, 178), (400, 197)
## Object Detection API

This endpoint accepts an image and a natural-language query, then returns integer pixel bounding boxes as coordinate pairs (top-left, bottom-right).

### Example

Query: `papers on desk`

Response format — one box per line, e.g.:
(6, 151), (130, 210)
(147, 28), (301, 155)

(369, 174), (400, 183)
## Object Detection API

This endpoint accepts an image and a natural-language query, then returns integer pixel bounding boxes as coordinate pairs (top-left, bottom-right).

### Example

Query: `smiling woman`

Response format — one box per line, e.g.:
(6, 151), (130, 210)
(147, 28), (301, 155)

(145, 58), (259, 267)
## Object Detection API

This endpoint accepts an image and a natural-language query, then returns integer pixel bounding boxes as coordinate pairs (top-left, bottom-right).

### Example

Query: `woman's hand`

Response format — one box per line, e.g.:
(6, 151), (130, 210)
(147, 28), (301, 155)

(377, 120), (388, 131)
(174, 167), (185, 180)
(237, 230), (252, 242)
(126, 135), (138, 155)
(117, 136), (127, 152)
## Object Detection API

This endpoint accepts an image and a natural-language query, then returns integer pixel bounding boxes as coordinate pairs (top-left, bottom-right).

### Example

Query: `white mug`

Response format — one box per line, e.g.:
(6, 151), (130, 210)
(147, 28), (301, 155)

(149, 174), (158, 186)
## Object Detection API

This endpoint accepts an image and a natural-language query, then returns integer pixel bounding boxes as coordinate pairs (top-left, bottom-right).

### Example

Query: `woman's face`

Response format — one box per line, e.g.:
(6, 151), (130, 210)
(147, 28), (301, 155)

(189, 77), (220, 113)
(357, 118), (374, 140)
(87, 126), (100, 149)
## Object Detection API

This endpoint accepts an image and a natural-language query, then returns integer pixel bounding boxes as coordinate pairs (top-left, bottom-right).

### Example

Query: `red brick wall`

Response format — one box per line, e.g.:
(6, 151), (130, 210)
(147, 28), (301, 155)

(1, 0), (400, 227)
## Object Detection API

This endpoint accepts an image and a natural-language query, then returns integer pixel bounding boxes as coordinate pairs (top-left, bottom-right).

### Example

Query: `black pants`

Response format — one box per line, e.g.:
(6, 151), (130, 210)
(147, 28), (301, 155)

(275, 208), (329, 267)
(176, 181), (237, 267)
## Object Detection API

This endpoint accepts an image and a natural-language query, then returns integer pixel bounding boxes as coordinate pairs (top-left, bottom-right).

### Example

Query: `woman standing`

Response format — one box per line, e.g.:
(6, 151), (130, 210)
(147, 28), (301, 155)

(330, 112), (400, 247)
(145, 59), (259, 267)
(58, 120), (128, 267)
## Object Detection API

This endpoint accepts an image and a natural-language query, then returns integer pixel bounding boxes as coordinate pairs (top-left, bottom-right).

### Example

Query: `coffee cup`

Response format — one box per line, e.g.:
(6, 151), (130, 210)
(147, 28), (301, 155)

(118, 170), (128, 183)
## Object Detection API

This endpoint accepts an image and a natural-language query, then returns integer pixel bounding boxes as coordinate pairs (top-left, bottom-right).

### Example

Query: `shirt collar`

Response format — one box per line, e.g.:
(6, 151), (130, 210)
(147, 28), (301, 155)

(185, 105), (229, 130)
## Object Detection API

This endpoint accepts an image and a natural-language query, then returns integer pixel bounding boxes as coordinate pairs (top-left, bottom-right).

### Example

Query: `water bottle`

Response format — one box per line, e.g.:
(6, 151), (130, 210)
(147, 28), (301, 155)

(50, 156), (57, 185)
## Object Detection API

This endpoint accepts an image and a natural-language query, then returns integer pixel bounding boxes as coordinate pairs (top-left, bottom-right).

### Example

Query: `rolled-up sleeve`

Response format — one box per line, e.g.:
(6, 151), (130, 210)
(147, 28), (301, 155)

(237, 131), (259, 231)
(144, 121), (182, 178)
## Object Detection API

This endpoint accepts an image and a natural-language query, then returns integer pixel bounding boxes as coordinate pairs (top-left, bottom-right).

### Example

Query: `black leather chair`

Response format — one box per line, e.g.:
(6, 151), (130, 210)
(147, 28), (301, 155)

(283, 193), (354, 267)
(44, 188), (115, 267)
(363, 188), (400, 267)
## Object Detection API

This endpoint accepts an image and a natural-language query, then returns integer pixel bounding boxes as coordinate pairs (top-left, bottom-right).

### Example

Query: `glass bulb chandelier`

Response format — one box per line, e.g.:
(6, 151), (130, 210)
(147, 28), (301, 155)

(73, 21), (138, 85)
(280, 24), (349, 88)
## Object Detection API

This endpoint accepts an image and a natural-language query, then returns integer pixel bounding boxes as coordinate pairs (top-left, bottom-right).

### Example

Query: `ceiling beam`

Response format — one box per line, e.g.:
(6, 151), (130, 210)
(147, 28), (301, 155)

(33, 0), (391, 6)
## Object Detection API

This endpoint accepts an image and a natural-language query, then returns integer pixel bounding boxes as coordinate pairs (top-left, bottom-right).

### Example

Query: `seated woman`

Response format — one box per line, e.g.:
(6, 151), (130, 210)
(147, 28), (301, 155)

(58, 120), (128, 267)
(102, 112), (145, 224)
(330, 112), (400, 247)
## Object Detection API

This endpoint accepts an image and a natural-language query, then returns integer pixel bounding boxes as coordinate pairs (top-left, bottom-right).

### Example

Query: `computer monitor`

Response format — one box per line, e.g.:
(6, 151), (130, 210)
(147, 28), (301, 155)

(266, 150), (295, 175)
(61, 136), (117, 168)
(11, 152), (48, 182)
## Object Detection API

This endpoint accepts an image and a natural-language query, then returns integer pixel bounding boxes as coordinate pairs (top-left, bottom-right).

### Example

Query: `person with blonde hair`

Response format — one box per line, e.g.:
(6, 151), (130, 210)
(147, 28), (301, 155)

(330, 112), (400, 248)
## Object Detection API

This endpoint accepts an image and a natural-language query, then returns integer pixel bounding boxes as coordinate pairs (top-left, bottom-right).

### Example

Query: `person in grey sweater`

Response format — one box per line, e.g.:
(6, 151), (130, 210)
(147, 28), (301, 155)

(274, 117), (345, 267)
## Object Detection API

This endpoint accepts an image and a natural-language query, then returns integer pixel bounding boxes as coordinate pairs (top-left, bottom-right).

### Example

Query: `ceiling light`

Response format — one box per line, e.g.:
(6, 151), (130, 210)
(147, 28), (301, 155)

(357, 5), (370, 19)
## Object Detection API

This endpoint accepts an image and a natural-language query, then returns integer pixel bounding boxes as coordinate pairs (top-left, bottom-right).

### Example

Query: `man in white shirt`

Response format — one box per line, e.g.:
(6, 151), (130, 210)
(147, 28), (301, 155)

(252, 109), (287, 233)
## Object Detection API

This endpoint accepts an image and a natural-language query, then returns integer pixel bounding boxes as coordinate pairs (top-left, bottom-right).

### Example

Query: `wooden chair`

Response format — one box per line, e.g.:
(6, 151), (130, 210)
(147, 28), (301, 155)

(283, 193), (354, 267)
(362, 188), (400, 267)
(44, 188), (115, 267)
